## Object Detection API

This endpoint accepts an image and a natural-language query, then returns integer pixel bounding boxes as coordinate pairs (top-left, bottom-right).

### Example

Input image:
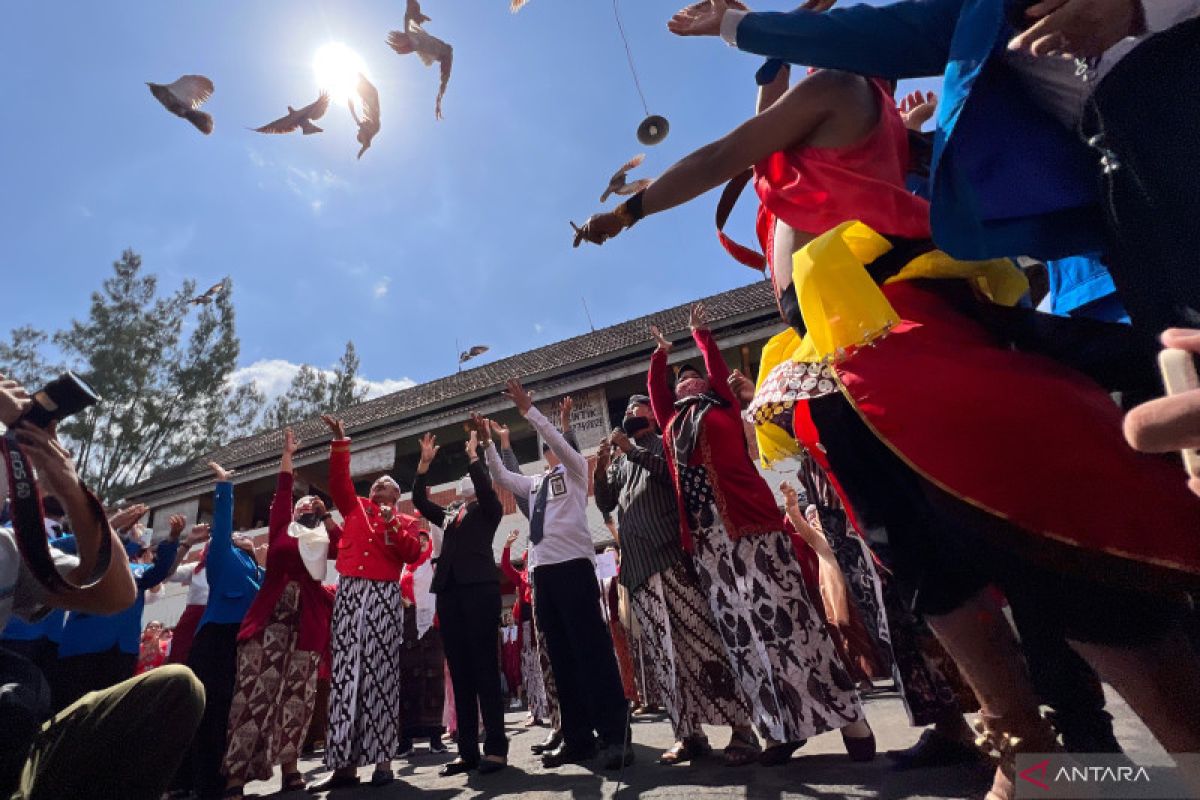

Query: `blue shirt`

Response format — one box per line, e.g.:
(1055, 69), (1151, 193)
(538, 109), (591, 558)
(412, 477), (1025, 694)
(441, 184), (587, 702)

(198, 481), (262, 630)
(1044, 253), (1130, 323)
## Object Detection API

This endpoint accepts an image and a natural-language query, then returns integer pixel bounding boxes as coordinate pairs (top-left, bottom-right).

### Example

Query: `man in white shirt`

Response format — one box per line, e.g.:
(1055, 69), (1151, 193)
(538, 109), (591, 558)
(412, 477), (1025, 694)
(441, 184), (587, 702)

(483, 379), (632, 770)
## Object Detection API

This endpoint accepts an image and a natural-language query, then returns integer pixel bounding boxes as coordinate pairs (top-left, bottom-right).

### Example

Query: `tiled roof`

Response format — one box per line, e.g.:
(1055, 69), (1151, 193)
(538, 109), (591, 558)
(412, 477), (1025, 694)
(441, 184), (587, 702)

(129, 279), (777, 499)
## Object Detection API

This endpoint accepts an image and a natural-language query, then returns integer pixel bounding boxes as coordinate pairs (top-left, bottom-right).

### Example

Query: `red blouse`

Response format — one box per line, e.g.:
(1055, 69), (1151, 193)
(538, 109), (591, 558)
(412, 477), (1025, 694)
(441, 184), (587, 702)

(500, 545), (531, 621)
(237, 471), (340, 653)
(329, 438), (423, 581)
(649, 327), (786, 552)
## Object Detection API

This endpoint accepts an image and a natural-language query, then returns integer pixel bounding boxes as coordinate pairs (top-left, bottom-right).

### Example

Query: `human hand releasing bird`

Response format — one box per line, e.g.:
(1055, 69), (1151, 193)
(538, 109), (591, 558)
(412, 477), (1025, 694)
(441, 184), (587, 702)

(388, 24), (454, 120)
(147, 75), (215, 134)
(600, 153), (652, 202)
(254, 93), (330, 135)
(348, 73), (381, 159)
(190, 282), (225, 306)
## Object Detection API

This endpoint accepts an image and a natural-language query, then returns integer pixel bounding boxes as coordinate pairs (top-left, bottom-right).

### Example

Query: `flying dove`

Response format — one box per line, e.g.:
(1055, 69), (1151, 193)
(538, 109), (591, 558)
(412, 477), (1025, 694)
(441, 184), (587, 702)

(510, 0), (532, 11)
(387, 24), (454, 120)
(459, 345), (489, 363)
(348, 73), (381, 159)
(253, 93), (331, 135)
(147, 75), (215, 134)
(190, 282), (225, 306)
(600, 153), (652, 202)
(405, 0), (431, 28)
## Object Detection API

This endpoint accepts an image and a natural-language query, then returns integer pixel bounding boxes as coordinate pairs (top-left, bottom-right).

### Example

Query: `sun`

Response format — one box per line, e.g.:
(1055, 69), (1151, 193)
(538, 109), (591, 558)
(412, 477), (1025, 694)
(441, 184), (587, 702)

(313, 42), (368, 104)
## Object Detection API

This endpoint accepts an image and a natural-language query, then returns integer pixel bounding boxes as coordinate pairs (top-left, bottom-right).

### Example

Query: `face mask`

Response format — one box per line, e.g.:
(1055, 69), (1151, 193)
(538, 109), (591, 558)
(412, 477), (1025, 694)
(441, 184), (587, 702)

(621, 416), (652, 436)
(675, 377), (709, 398)
(297, 512), (320, 528)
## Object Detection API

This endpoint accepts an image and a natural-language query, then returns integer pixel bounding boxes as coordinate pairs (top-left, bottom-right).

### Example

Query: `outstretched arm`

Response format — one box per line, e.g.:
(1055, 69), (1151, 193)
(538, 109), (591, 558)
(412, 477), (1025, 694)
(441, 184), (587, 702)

(647, 326), (676, 430)
(491, 420), (532, 519)
(321, 415), (359, 519)
(690, 303), (736, 406)
(502, 379), (588, 479)
(412, 432), (448, 527)
(470, 427), (503, 520)
(484, 441), (535, 499)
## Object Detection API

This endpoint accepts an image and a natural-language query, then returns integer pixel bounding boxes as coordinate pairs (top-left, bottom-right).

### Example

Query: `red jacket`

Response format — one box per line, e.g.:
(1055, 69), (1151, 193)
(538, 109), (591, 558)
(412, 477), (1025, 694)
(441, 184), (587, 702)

(329, 438), (422, 581)
(649, 327), (785, 552)
(237, 471), (339, 653)
(499, 545), (531, 621)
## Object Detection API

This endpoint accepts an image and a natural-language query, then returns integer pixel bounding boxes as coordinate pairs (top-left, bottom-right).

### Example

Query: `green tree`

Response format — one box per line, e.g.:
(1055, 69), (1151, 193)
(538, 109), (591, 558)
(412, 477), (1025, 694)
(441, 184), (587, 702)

(259, 341), (367, 431)
(0, 325), (61, 388)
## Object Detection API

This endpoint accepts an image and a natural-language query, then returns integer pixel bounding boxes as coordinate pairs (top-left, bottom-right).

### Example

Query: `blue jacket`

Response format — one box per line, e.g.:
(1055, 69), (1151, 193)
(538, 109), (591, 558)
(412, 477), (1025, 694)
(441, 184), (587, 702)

(57, 537), (179, 657)
(1, 534), (70, 644)
(198, 481), (262, 631)
(733, 0), (1103, 260)
(1044, 253), (1130, 323)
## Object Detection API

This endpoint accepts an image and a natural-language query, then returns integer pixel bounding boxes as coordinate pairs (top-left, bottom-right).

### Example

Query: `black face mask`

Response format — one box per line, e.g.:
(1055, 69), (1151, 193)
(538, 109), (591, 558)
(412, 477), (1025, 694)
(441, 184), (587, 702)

(297, 512), (320, 528)
(621, 416), (652, 436)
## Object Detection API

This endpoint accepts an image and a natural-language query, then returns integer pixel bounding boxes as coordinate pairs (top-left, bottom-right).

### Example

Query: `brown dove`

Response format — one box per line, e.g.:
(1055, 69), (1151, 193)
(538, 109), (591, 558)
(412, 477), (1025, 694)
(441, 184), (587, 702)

(600, 153), (652, 202)
(254, 93), (331, 135)
(405, 0), (431, 28)
(510, 0), (532, 10)
(387, 24), (454, 120)
(348, 73), (381, 159)
(147, 75), (215, 134)
(190, 282), (225, 306)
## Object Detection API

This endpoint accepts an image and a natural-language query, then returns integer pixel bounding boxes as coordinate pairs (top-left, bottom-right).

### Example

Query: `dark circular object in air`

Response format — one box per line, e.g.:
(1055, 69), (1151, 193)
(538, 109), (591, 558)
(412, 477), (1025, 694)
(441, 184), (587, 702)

(637, 114), (669, 145)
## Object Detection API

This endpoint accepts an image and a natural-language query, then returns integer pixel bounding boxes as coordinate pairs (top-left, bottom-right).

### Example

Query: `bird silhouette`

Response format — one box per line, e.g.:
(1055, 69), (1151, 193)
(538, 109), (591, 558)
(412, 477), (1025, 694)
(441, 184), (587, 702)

(405, 0), (431, 28)
(387, 24), (454, 120)
(190, 282), (225, 306)
(459, 345), (489, 363)
(147, 75), (215, 134)
(510, 0), (532, 11)
(600, 154), (652, 202)
(348, 74), (381, 159)
(253, 93), (330, 135)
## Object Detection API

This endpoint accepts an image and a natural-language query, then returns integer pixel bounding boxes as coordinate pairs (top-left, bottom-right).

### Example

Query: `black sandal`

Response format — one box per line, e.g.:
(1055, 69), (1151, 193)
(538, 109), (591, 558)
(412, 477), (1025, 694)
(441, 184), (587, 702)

(281, 772), (305, 792)
(759, 740), (806, 767)
(722, 730), (761, 767)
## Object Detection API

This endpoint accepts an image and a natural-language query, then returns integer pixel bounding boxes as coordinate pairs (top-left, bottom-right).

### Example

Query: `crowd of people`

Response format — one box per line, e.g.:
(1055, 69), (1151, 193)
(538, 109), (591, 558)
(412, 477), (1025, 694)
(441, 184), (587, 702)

(2, 1), (1200, 799)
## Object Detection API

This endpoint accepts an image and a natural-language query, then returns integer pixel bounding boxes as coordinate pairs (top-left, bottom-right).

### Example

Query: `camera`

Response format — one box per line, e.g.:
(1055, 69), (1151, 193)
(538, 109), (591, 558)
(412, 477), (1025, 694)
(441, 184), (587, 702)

(21, 372), (100, 428)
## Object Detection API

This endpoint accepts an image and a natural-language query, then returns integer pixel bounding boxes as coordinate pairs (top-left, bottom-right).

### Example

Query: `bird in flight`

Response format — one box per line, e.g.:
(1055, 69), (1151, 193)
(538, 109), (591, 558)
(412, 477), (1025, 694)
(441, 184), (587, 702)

(510, 0), (533, 11)
(459, 345), (489, 363)
(253, 93), (331, 135)
(147, 75), (215, 134)
(348, 73), (381, 159)
(600, 154), (652, 202)
(405, 0), (431, 28)
(190, 282), (225, 306)
(387, 24), (454, 120)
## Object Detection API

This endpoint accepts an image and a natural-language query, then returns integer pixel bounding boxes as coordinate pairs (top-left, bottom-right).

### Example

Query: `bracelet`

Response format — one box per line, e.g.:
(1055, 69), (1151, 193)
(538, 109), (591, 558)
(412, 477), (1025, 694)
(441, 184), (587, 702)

(614, 191), (646, 228)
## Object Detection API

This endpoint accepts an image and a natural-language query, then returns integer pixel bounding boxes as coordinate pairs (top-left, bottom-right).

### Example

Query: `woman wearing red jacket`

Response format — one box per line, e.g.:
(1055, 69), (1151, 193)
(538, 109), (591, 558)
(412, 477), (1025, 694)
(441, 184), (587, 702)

(500, 531), (549, 727)
(220, 428), (341, 796)
(646, 303), (875, 766)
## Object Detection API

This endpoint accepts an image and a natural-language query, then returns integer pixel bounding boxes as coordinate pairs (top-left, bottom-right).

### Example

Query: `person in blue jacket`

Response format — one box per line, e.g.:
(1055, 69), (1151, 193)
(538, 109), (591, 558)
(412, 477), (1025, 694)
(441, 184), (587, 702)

(669, 0), (1200, 342)
(52, 512), (190, 710)
(172, 461), (264, 800)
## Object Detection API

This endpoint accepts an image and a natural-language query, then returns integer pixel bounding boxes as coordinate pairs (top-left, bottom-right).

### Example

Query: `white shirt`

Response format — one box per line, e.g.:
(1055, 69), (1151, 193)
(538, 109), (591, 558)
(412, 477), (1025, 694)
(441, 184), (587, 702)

(167, 561), (210, 606)
(0, 527), (78, 631)
(484, 406), (595, 571)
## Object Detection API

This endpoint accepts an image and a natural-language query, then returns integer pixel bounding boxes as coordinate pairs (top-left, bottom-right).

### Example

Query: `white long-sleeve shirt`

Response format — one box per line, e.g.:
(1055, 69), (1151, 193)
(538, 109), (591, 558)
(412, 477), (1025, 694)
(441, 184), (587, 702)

(484, 405), (594, 571)
(166, 561), (209, 606)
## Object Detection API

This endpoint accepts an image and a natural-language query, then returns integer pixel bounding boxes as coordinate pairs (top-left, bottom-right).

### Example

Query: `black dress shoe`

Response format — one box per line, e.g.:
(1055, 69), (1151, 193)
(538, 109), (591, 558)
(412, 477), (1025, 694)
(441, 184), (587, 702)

(477, 759), (508, 775)
(887, 729), (983, 771)
(541, 741), (598, 769)
(598, 743), (635, 770)
(438, 760), (477, 777)
(530, 730), (563, 755)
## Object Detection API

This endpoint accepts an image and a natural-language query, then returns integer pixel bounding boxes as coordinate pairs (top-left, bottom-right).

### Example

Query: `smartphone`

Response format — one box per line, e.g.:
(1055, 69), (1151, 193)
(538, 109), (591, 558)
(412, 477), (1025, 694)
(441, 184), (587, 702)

(1157, 348), (1200, 479)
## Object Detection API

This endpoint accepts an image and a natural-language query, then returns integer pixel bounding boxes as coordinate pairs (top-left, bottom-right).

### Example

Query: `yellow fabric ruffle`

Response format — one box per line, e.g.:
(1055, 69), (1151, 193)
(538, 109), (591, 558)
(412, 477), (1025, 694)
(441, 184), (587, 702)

(751, 220), (1028, 466)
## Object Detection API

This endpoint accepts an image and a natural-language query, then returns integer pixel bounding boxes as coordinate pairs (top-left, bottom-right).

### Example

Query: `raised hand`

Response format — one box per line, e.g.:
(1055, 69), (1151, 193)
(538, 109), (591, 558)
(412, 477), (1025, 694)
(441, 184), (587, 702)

(13, 423), (79, 499)
(669, 0), (734, 36)
(596, 437), (613, 470)
(559, 395), (573, 431)
(689, 302), (709, 331)
(779, 480), (799, 508)
(650, 325), (673, 353)
(0, 373), (31, 426)
(471, 413), (493, 444)
(466, 429), (480, 462)
(1008, 0), (1142, 58)
(610, 428), (633, 454)
(899, 91), (938, 131)
(207, 461), (233, 482)
(109, 503), (149, 532)
(728, 369), (755, 405)
(184, 523), (211, 548)
(283, 427), (299, 457)
(503, 378), (534, 415)
(320, 414), (347, 440)
(311, 497), (327, 517)
(505, 529), (519, 547)
(418, 433), (440, 467)
(571, 214), (626, 248)
(168, 514), (187, 540)
(488, 418), (511, 448)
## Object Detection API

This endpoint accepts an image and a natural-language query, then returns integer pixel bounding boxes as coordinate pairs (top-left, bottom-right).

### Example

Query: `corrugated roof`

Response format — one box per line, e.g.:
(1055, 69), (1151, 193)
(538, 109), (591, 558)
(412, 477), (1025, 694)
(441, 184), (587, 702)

(129, 279), (777, 499)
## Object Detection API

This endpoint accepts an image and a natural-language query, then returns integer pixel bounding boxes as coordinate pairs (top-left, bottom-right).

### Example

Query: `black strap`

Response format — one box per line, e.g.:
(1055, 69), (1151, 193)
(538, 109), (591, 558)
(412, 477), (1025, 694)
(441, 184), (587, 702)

(2, 429), (112, 594)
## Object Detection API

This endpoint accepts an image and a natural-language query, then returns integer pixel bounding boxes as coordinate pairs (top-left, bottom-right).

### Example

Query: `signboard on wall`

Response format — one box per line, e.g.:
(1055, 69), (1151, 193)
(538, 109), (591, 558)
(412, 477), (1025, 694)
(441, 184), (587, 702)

(349, 443), (397, 478)
(535, 387), (610, 452)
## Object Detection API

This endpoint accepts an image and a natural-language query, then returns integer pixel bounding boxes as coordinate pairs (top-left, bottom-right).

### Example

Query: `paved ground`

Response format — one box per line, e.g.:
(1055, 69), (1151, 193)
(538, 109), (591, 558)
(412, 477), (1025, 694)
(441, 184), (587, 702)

(245, 686), (1168, 799)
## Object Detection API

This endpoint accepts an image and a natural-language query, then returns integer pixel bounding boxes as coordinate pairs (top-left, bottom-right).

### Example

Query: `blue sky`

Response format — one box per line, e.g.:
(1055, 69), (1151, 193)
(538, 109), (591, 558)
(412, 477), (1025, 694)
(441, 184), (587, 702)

(1, 1), (937, 401)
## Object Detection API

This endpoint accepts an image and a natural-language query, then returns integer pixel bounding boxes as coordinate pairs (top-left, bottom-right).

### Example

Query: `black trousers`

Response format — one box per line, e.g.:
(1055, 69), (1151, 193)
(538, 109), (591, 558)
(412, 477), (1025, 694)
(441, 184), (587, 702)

(53, 646), (137, 712)
(532, 558), (629, 751)
(1085, 16), (1200, 338)
(174, 621), (240, 798)
(436, 581), (508, 763)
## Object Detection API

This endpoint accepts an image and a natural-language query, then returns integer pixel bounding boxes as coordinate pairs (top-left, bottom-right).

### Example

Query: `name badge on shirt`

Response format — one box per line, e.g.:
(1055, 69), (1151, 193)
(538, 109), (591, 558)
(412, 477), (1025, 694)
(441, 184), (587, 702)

(549, 474), (567, 497)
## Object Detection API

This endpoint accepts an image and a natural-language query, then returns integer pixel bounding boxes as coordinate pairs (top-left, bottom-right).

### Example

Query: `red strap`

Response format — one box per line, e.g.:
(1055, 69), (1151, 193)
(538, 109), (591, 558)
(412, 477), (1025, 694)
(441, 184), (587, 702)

(715, 169), (767, 271)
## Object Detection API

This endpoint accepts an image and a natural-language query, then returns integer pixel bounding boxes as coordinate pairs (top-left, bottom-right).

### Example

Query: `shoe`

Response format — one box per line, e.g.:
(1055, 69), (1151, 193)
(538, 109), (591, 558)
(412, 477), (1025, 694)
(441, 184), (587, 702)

(477, 759), (508, 775)
(395, 738), (414, 758)
(658, 737), (711, 765)
(888, 729), (984, 771)
(306, 773), (360, 793)
(369, 769), (394, 788)
(759, 740), (805, 766)
(542, 741), (598, 769)
(428, 736), (448, 754)
(530, 729), (562, 755)
(1047, 710), (1123, 754)
(438, 759), (477, 777)
(842, 730), (877, 762)
(598, 742), (635, 770)
(976, 711), (1062, 800)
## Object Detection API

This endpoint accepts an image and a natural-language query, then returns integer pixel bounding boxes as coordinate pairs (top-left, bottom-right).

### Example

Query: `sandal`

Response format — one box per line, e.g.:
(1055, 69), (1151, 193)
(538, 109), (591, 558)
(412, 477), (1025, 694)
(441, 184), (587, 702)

(759, 740), (806, 767)
(722, 730), (762, 767)
(281, 772), (305, 792)
(658, 737), (711, 765)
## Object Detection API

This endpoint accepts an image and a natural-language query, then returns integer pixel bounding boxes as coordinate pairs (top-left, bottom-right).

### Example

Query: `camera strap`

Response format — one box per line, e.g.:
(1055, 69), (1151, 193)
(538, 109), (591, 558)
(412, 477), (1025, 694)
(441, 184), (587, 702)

(1, 429), (112, 593)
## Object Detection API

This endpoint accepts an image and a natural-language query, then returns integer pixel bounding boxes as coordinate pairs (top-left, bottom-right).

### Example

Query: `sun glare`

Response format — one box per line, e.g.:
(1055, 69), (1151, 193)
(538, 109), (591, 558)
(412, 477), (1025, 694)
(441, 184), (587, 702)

(313, 42), (368, 104)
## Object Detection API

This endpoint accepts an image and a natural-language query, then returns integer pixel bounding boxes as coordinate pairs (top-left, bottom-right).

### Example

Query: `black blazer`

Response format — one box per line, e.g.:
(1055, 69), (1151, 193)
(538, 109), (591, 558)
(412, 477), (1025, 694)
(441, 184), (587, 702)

(413, 458), (503, 593)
